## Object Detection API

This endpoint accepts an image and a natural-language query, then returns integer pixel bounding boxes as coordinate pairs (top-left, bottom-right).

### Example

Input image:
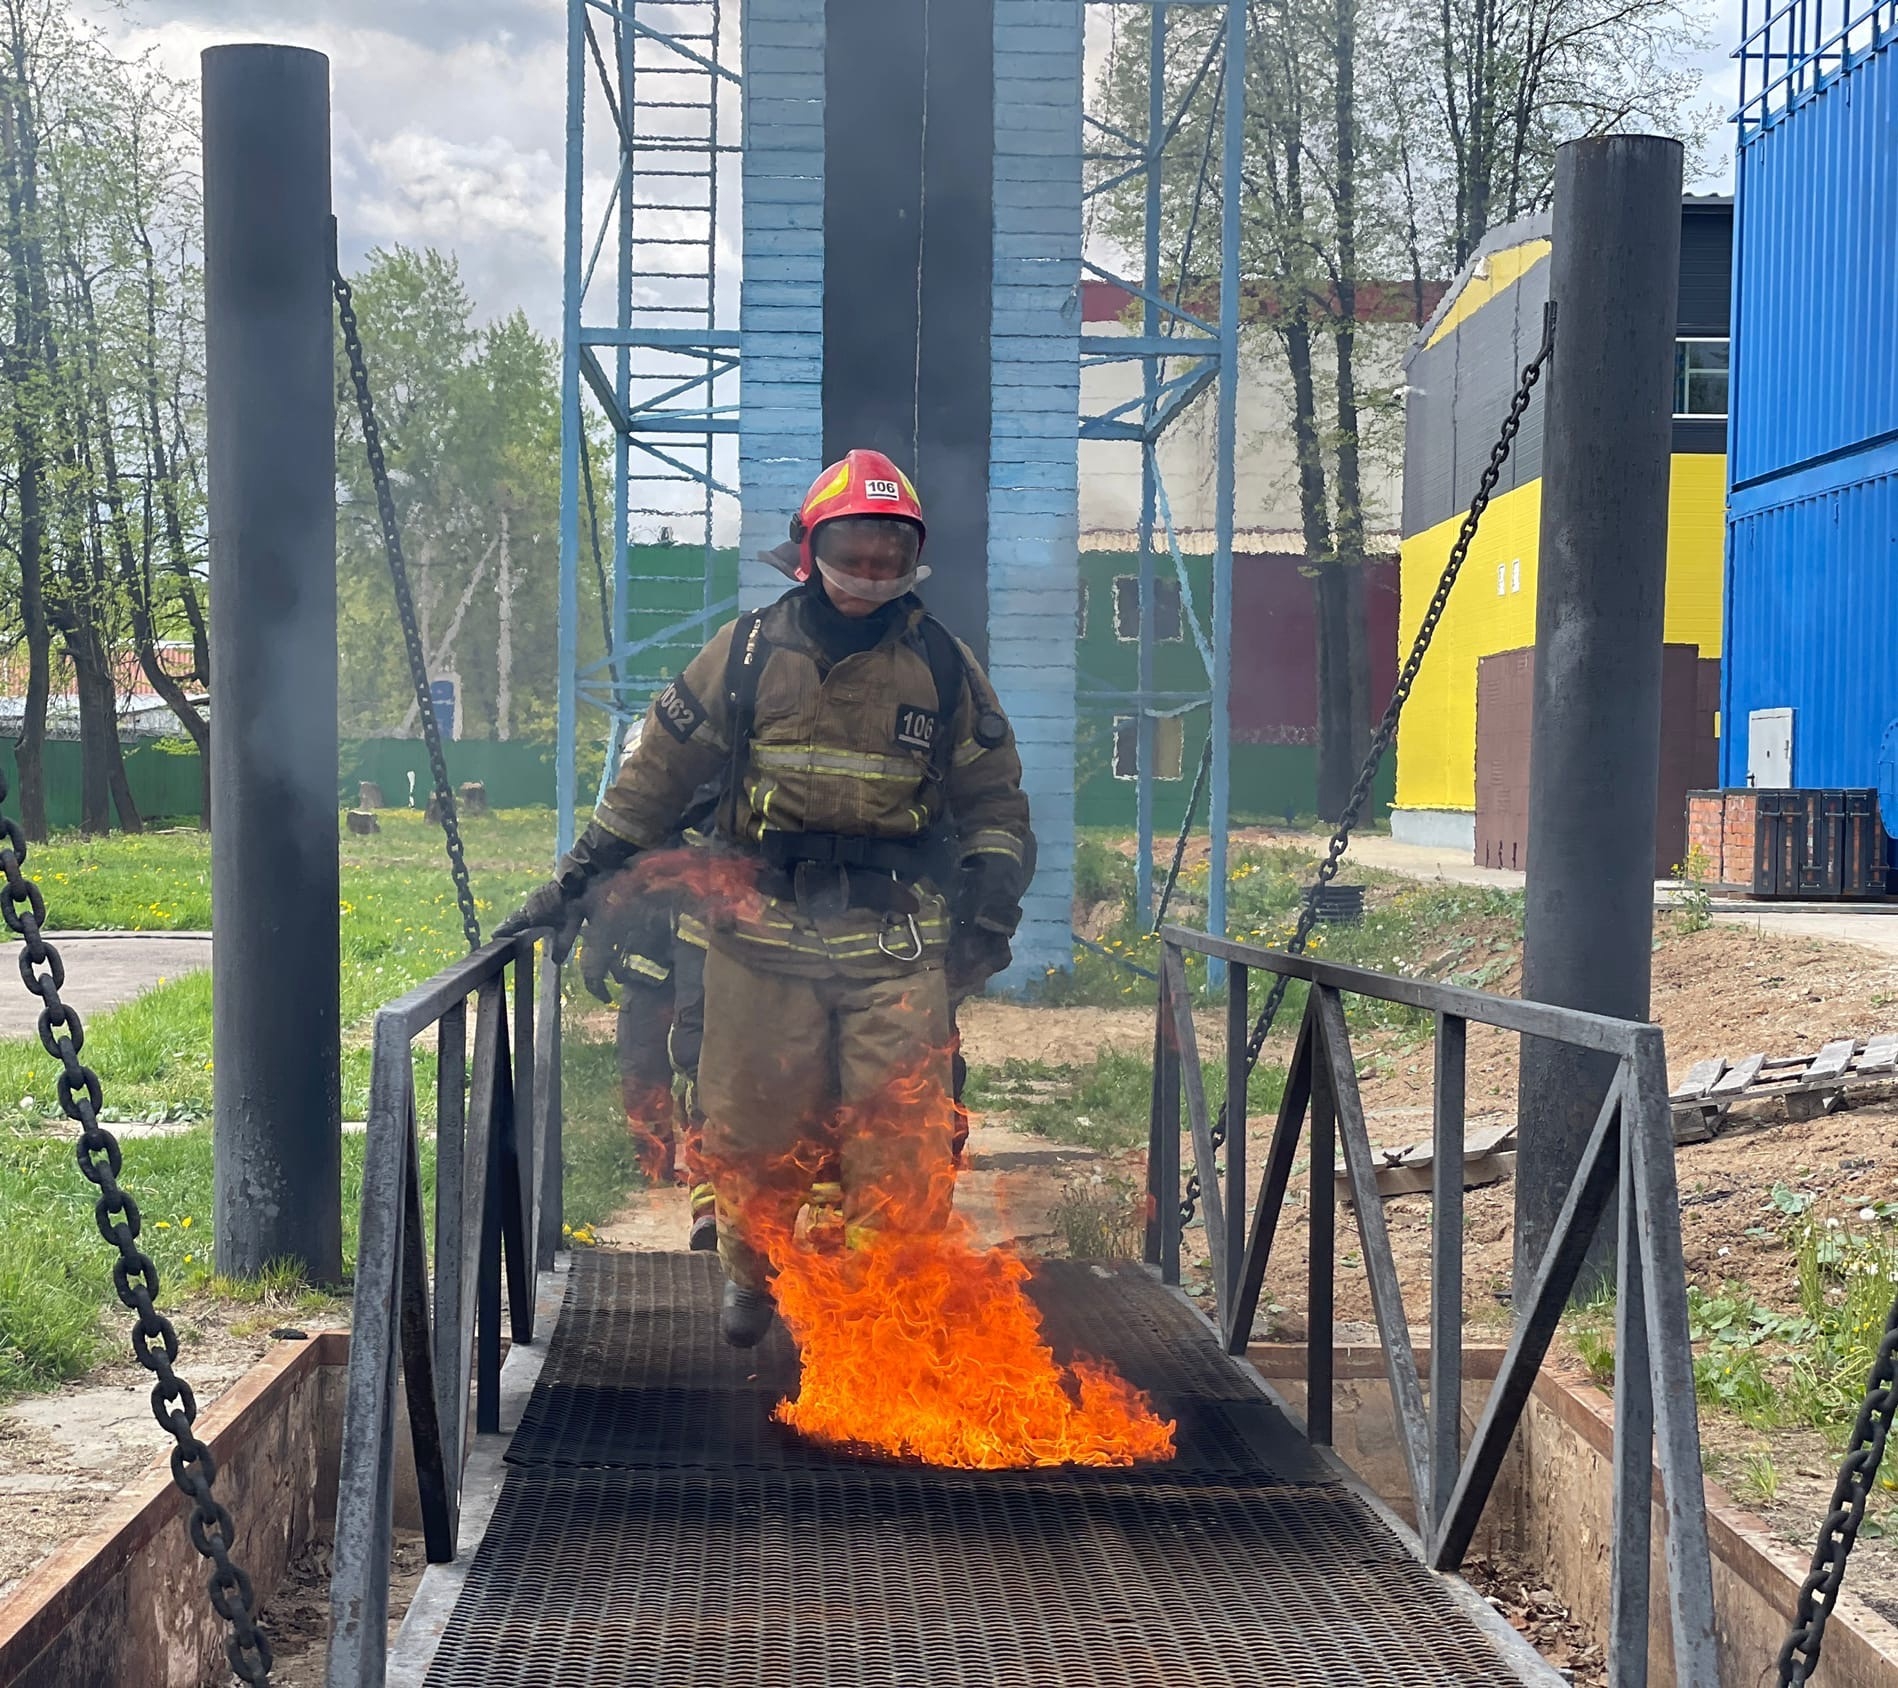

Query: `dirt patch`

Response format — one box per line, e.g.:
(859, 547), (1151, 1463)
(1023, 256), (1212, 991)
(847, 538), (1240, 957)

(959, 999), (1232, 1071)
(1464, 1553), (1609, 1686)
(258, 1530), (429, 1687)
(0, 1299), (343, 1602)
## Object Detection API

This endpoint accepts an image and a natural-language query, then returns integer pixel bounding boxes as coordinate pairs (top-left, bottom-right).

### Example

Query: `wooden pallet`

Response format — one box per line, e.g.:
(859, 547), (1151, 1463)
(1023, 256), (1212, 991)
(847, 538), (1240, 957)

(1670, 1033), (1898, 1135)
(1334, 1118), (1518, 1201)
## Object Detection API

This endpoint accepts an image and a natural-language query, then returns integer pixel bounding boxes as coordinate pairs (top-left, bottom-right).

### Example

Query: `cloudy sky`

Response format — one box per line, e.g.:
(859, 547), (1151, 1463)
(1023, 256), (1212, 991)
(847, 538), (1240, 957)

(101, 0), (1747, 335)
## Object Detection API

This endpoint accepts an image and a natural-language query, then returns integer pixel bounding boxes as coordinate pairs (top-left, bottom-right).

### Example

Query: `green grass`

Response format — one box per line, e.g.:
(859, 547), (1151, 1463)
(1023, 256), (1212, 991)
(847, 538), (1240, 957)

(967, 1046), (1288, 1155)
(0, 808), (648, 1401)
(0, 810), (558, 1127)
(1040, 830), (1526, 1036)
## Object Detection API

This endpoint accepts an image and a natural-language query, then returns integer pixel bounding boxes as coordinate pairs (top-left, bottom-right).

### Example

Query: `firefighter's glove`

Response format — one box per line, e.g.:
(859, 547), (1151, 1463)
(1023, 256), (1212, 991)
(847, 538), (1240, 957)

(493, 880), (587, 963)
(949, 854), (1027, 939)
(492, 823), (639, 966)
(946, 922), (1013, 1001)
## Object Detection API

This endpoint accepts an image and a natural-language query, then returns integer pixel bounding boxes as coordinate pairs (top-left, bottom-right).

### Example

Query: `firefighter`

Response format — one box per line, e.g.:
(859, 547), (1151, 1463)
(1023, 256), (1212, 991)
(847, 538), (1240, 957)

(496, 450), (1033, 1346)
(583, 808), (721, 1254)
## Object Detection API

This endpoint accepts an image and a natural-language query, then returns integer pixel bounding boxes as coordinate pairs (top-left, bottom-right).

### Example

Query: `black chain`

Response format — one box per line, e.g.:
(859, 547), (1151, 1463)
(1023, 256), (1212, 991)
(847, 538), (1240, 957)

(0, 778), (272, 1681)
(1153, 732), (1214, 935)
(1179, 302), (1556, 1227)
(1777, 1290), (1898, 1684)
(333, 262), (482, 953)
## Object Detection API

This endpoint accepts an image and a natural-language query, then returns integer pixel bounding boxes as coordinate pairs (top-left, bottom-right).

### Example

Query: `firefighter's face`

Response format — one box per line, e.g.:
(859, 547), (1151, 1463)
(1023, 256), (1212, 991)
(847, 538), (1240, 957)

(815, 519), (922, 616)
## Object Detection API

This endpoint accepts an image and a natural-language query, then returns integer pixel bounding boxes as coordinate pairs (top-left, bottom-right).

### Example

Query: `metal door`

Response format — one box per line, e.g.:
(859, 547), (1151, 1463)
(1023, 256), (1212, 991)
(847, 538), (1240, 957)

(1747, 708), (1793, 788)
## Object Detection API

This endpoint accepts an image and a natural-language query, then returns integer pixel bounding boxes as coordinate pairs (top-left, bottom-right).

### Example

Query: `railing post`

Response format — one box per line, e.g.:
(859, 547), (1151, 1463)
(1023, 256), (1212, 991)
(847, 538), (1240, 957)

(1146, 959), (1167, 1268)
(1626, 1029), (1721, 1684)
(511, 955), (538, 1316)
(433, 1000), (469, 1497)
(325, 1017), (410, 1688)
(537, 953), (565, 1266)
(1430, 1012), (1467, 1536)
(1158, 943), (1183, 1287)
(1307, 1010), (1335, 1448)
(474, 980), (507, 1436)
(1225, 962), (1248, 1328)
(1611, 1094), (1655, 1687)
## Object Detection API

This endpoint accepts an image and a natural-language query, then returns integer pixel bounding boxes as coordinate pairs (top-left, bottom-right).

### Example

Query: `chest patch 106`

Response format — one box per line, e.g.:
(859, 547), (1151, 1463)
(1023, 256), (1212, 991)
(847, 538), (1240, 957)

(654, 678), (707, 743)
(893, 704), (940, 754)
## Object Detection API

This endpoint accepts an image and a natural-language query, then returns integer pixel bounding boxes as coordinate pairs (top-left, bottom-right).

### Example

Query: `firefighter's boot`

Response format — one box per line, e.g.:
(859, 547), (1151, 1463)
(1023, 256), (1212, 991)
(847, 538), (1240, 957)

(689, 1182), (718, 1252)
(720, 1281), (777, 1348)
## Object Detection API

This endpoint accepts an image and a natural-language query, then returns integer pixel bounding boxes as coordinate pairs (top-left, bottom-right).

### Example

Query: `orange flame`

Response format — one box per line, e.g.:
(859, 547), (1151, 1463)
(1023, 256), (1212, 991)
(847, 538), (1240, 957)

(711, 1059), (1177, 1471)
(623, 1080), (677, 1184)
(624, 846), (766, 926)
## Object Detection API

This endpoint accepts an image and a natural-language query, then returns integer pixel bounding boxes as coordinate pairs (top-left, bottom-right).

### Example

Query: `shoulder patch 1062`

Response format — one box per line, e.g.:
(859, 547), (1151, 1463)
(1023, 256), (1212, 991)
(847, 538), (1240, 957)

(654, 678), (707, 743)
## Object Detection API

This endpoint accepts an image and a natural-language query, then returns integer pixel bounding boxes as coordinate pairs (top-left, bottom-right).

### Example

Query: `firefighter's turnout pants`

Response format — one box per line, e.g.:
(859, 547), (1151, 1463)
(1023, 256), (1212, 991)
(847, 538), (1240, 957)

(699, 946), (954, 1289)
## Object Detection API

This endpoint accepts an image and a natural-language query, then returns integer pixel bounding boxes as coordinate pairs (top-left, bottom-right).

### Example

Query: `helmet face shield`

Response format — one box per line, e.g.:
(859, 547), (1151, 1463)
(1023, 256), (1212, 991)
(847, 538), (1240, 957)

(812, 518), (930, 604)
(813, 516), (922, 573)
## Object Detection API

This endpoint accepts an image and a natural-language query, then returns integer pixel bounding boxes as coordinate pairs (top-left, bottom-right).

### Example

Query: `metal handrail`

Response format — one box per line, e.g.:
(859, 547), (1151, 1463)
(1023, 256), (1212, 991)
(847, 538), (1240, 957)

(1153, 925), (1719, 1686)
(326, 936), (563, 1688)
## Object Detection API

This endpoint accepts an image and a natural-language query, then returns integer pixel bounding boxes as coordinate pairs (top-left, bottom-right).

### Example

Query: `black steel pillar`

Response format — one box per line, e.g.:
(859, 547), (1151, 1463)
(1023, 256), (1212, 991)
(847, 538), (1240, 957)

(203, 45), (342, 1283)
(1514, 136), (1682, 1303)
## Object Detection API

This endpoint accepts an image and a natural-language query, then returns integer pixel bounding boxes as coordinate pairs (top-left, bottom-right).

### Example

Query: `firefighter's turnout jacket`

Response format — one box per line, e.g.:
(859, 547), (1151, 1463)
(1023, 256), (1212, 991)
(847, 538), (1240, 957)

(593, 589), (1032, 980)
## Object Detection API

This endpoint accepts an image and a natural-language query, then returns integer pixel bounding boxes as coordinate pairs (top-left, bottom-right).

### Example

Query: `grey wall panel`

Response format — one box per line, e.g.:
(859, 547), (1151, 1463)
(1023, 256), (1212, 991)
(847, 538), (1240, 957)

(1402, 251), (1550, 538)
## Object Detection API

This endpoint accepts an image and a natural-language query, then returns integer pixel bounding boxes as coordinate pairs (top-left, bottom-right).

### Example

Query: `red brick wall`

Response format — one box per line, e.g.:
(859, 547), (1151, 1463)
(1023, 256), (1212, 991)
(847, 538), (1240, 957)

(1685, 790), (1762, 887)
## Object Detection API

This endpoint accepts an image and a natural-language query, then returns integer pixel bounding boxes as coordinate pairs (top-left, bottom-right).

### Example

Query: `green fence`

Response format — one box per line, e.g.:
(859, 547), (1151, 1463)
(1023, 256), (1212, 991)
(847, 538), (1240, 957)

(339, 739), (559, 810)
(0, 739), (204, 830)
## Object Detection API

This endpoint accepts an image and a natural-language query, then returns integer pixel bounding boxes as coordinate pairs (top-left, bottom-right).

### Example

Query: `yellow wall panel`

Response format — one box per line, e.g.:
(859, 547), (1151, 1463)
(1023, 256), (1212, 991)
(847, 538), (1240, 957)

(1663, 454), (1727, 657)
(1393, 455), (1727, 815)
(1423, 240), (1552, 349)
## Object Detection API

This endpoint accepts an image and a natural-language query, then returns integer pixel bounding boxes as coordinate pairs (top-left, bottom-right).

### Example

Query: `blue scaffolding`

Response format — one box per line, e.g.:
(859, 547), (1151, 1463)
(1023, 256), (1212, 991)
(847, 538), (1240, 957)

(557, 0), (742, 852)
(1081, 0), (1245, 958)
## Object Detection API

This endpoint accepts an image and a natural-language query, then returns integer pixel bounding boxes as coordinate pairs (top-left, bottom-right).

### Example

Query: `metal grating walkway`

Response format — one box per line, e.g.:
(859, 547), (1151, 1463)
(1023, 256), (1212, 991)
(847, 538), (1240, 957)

(423, 1253), (1533, 1687)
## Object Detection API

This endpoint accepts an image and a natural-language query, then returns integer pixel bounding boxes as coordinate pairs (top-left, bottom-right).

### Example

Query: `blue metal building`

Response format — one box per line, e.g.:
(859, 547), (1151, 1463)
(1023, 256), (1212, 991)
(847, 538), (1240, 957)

(1725, 0), (1898, 793)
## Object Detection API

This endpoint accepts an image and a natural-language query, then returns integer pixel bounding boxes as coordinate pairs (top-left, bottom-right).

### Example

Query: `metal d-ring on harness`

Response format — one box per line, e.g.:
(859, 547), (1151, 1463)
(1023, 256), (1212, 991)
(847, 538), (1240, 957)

(879, 911), (925, 961)
(332, 248), (483, 954)
(1177, 301), (1557, 1231)
(0, 776), (274, 1682)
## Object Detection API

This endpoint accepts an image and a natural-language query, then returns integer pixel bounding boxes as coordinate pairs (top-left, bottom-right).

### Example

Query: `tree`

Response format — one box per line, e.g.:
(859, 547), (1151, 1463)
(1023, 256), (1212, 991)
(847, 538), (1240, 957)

(1406, 0), (1715, 268)
(334, 246), (606, 747)
(0, 11), (206, 835)
(1092, 0), (1715, 819)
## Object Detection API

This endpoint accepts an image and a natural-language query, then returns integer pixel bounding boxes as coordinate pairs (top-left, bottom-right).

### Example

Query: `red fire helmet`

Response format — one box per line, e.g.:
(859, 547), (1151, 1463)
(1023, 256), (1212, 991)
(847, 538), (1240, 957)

(791, 449), (927, 580)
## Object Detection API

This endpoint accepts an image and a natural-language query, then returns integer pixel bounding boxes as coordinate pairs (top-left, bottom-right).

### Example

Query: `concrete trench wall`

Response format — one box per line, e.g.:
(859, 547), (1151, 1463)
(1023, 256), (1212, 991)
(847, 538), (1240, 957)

(1251, 1343), (1898, 1688)
(0, 1334), (423, 1688)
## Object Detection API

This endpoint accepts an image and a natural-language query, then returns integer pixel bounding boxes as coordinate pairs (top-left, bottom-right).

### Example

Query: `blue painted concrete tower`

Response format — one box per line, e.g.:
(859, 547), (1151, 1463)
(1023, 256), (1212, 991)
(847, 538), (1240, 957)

(984, 0), (1083, 978)
(738, 0), (826, 605)
(735, 0), (1081, 979)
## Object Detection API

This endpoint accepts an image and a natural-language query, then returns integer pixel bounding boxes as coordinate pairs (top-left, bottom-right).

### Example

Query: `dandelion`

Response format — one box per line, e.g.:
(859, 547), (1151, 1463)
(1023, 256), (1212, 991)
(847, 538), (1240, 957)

(181, 1215), (193, 1229)
(155, 1221), (171, 1230)
(184, 1253), (194, 1265)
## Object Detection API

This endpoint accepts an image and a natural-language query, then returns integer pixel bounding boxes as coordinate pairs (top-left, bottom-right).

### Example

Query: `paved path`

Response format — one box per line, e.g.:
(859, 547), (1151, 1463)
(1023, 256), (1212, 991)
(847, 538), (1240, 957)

(1314, 833), (1898, 961)
(0, 932), (211, 1039)
(1708, 907), (1898, 961)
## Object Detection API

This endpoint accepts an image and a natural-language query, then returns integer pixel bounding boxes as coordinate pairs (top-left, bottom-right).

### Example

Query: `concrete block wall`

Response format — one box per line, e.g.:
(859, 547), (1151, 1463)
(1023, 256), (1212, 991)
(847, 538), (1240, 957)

(739, 0), (825, 607)
(989, 0), (1083, 982)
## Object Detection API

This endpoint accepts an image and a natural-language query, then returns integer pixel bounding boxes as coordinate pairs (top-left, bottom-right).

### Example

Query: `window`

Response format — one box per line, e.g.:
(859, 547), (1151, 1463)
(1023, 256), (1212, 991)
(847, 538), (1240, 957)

(1112, 715), (1185, 781)
(1675, 338), (1729, 419)
(1112, 575), (1183, 642)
